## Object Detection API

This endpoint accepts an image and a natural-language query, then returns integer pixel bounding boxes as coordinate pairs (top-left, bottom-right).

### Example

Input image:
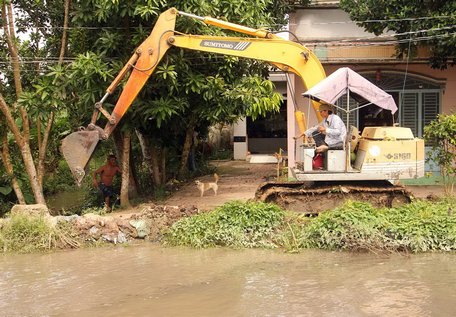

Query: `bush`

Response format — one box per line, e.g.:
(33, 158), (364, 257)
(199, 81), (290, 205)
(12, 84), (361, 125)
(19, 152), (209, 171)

(295, 199), (456, 253)
(165, 200), (286, 248)
(424, 114), (456, 195)
(43, 160), (75, 194)
(165, 198), (456, 253)
(379, 198), (456, 252)
(296, 201), (388, 252)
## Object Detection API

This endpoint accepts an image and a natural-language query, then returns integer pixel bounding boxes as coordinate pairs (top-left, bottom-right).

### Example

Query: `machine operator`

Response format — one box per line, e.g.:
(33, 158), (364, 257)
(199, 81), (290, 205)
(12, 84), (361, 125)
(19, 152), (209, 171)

(297, 103), (347, 153)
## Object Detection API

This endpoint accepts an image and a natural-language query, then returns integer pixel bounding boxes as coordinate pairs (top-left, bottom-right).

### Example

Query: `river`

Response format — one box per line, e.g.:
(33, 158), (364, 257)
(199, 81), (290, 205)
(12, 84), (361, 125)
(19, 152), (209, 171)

(1, 245), (455, 316)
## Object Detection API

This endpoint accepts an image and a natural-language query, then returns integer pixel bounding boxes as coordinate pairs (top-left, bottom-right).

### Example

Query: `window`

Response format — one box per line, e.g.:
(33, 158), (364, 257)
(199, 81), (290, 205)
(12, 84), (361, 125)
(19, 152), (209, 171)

(362, 72), (442, 138)
(399, 92), (440, 137)
(335, 95), (359, 128)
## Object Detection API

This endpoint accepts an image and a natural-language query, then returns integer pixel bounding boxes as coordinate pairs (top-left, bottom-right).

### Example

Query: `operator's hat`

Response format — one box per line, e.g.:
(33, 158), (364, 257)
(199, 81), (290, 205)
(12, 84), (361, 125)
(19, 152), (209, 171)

(318, 103), (333, 111)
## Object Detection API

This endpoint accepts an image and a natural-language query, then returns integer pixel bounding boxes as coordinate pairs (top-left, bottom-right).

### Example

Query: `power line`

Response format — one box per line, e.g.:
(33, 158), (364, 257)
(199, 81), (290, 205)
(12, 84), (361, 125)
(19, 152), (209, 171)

(4, 24), (455, 58)
(286, 15), (456, 26)
(10, 24), (455, 49)
(309, 25), (456, 45)
(1, 30), (454, 66)
(8, 15), (456, 32)
(308, 32), (456, 50)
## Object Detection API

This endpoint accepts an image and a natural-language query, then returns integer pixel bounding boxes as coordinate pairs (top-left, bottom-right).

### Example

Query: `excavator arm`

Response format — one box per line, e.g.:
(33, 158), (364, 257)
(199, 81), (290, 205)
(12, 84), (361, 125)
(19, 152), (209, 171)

(61, 8), (326, 185)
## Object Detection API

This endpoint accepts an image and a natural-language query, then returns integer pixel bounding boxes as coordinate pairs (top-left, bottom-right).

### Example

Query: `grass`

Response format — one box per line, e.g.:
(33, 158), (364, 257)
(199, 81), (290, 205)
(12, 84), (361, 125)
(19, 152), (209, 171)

(3, 197), (455, 254)
(401, 173), (443, 186)
(0, 214), (80, 253)
(164, 200), (285, 248)
(165, 198), (456, 254)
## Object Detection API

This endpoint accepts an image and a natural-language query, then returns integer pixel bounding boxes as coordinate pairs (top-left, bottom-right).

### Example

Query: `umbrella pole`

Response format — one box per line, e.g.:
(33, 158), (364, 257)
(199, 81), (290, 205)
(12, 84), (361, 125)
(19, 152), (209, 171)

(346, 89), (351, 171)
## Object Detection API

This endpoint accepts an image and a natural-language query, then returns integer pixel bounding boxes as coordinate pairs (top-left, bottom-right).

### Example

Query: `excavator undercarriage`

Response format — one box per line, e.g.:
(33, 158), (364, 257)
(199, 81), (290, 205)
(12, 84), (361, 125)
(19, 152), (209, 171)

(255, 180), (413, 215)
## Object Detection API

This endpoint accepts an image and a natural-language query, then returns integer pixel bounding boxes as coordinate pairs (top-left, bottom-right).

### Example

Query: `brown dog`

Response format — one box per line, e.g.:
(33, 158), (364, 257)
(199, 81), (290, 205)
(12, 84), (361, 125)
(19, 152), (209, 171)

(195, 173), (219, 197)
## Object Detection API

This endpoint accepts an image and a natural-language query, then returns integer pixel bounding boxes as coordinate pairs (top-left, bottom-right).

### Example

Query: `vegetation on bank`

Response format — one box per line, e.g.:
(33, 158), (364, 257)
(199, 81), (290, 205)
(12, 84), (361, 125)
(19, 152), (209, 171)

(0, 214), (80, 253)
(2, 198), (455, 254)
(165, 201), (285, 248)
(166, 198), (456, 253)
(292, 199), (456, 253)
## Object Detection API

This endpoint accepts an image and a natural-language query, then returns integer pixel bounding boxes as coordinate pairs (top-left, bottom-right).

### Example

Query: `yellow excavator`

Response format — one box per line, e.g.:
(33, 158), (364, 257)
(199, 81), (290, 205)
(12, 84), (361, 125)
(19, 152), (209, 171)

(61, 8), (425, 213)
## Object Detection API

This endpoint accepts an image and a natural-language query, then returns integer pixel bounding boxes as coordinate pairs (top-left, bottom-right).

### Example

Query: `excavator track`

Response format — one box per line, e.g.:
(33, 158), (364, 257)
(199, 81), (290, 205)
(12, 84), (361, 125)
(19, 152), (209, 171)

(255, 180), (413, 215)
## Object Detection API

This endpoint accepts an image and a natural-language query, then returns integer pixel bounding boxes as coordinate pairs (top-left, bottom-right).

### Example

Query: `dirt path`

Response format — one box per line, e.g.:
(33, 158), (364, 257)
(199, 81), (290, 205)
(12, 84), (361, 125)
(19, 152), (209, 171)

(164, 160), (277, 211)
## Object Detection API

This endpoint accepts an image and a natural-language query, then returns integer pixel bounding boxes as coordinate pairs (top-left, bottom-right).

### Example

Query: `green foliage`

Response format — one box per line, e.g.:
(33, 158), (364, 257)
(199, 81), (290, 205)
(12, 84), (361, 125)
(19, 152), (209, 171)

(0, 214), (78, 253)
(0, 186), (12, 195)
(134, 97), (186, 128)
(152, 185), (169, 201)
(81, 206), (107, 216)
(60, 52), (116, 124)
(276, 212), (311, 253)
(424, 114), (456, 194)
(209, 149), (233, 160)
(293, 199), (456, 253)
(17, 63), (68, 119)
(42, 159), (76, 194)
(35, 0), (291, 186)
(165, 200), (286, 248)
(297, 201), (387, 251)
(339, 0), (456, 69)
(0, 1), (73, 207)
(379, 198), (456, 252)
(165, 198), (456, 253)
(0, 196), (14, 217)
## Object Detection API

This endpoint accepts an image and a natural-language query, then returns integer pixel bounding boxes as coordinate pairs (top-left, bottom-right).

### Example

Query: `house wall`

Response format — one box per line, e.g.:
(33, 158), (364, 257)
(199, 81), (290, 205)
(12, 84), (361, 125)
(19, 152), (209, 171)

(293, 8), (390, 41)
(233, 3), (455, 162)
(328, 64), (454, 112)
(290, 6), (455, 128)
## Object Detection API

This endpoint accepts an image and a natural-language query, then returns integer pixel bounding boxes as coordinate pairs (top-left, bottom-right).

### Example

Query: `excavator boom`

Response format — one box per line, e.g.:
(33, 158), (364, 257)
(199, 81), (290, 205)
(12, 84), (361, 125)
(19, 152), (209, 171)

(61, 8), (178, 184)
(61, 8), (326, 185)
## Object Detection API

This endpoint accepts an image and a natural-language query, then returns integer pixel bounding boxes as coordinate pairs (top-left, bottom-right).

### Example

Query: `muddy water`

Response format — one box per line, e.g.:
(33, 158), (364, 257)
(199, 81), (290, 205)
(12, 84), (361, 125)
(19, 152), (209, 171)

(1, 246), (455, 317)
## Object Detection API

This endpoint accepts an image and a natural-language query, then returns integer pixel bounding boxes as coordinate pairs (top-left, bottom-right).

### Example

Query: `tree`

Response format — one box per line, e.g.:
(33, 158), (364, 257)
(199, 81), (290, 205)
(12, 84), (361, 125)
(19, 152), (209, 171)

(119, 129), (132, 208)
(0, 0), (71, 205)
(339, 0), (456, 69)
(60, 0), (296, 187)
(0, 124), (25, 205)
(424, 114), (456, 195)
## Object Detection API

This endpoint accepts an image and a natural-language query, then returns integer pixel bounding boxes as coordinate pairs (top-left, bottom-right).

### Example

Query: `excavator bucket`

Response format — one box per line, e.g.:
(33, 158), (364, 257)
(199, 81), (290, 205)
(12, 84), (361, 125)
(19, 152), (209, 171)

(61, 130), (100, 186)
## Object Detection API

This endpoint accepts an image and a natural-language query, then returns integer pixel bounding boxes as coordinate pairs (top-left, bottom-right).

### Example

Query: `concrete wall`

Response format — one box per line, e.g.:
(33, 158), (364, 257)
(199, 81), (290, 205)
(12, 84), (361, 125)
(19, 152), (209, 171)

(233, 118), (247, 160)
(294, 8), (387, 41)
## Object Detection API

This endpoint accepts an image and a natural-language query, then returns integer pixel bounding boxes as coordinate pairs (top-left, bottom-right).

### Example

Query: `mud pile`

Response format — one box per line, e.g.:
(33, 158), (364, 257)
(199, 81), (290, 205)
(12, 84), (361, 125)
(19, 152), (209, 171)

(58, 204), (201, 244)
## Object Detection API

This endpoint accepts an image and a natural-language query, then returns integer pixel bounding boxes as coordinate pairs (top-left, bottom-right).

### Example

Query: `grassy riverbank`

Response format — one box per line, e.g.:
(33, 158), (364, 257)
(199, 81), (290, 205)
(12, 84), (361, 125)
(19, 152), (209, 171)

(165, 198), (456, 253)
(0, 214), (81, 253)
(2, 198), (455, 254)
